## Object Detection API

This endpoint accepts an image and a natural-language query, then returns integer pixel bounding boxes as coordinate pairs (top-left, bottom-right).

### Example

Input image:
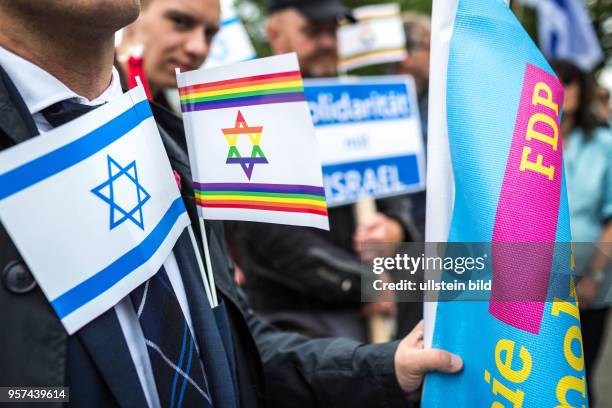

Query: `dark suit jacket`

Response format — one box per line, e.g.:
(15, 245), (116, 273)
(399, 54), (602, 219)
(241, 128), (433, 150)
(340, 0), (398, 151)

(0, 65), (406, 408)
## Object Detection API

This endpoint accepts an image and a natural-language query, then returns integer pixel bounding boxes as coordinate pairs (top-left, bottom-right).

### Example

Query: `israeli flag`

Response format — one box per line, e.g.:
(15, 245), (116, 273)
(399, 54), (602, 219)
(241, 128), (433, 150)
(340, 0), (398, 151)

(203, 0), (256, 69)
(0, 85), (189, 334)
(521, 0), (603, 71)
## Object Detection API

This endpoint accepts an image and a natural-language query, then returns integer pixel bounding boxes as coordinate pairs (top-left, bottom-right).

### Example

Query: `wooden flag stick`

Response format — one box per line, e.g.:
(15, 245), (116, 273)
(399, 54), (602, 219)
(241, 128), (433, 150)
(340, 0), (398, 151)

(354, 198), (394, 344)
(199, 218), (218, 307)
(188, 225), (214, 308)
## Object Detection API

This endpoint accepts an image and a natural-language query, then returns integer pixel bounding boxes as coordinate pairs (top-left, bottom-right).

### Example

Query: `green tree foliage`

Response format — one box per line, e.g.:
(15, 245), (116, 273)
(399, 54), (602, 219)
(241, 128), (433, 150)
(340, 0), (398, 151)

(586, 0), (612, 69)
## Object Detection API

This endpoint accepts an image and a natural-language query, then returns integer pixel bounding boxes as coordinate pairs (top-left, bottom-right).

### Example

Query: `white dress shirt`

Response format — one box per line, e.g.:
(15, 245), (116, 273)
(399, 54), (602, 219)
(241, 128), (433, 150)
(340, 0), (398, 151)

(0, 45), (199, 408)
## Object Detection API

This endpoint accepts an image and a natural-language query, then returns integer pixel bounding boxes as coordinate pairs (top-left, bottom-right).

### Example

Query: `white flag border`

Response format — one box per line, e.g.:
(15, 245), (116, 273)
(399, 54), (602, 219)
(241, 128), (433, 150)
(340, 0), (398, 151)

(424, 0), (459, 350)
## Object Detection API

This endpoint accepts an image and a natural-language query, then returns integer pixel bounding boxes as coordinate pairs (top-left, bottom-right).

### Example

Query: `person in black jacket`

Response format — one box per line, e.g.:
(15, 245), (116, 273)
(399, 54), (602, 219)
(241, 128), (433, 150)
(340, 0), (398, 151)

(0, 0), (462, 407)
(223, 0), (422, 342)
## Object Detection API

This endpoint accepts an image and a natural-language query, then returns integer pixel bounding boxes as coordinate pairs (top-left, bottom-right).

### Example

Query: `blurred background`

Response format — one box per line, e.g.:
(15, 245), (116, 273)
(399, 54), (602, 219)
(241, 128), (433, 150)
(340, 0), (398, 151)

(236, 0), (612, 81)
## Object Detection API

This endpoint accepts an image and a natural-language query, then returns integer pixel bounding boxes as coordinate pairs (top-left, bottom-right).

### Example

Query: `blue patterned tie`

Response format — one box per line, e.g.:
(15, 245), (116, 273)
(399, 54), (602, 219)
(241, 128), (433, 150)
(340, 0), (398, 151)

(41, 100), (101, 127)
(131, 269), (213, 408)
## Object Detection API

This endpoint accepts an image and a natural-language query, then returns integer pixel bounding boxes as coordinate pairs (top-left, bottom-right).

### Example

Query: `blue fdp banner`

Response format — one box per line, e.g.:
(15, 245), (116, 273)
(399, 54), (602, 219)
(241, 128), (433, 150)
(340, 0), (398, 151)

(304, 77), (426, 207)
(423, 0), (587, 407)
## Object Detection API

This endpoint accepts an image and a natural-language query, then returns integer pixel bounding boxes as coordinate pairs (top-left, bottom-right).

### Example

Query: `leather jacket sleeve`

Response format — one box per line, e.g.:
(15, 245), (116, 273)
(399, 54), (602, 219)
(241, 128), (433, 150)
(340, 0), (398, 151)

(234, 283), (407, 408)
(228, 221), (377, 304)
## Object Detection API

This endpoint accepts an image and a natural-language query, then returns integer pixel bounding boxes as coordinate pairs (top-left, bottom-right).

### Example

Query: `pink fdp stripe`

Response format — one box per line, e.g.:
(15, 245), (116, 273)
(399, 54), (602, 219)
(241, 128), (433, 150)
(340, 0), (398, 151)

(489, 64), (564, 334)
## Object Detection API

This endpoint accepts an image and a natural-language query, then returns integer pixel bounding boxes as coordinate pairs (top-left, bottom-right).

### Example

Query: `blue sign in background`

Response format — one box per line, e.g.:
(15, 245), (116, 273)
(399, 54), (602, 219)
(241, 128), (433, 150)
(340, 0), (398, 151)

(304, 83), (413, 127)
(322, 154), (421, 205)
(304, 78), (425, 206)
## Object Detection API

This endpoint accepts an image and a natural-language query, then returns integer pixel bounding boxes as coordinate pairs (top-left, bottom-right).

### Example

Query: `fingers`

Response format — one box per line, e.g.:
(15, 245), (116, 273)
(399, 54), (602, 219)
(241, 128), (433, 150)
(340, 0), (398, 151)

(394, 336), (463, 393)
(410, 320), (425, 334)
(418, 349), (463, 374)
(361, 301), (397, 317)
(405, 320), (424, 345)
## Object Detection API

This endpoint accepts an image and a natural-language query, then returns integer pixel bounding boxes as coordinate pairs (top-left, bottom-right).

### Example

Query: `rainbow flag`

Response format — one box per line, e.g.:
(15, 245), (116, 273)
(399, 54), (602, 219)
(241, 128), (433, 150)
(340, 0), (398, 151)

(423, 0), (587, 406)
(177, 53), (329, 230)
(193, 183), (327, 216)
(179, 70), (305, 112)
(337, 4), (407, 72)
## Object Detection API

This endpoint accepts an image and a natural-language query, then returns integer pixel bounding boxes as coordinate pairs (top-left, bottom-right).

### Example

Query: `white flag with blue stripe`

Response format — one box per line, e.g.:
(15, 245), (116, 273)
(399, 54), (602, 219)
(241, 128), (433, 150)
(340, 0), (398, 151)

(520, 0), (603, 71)
(203, 0), (256, 69)
(0, 85), (190, 334)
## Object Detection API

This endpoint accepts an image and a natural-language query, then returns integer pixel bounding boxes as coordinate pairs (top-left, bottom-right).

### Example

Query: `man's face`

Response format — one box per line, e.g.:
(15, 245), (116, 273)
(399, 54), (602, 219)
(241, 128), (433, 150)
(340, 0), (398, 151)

(134, 0), (220, 91)
(267, 9), (338, 78)
(2, 0), (140, 33)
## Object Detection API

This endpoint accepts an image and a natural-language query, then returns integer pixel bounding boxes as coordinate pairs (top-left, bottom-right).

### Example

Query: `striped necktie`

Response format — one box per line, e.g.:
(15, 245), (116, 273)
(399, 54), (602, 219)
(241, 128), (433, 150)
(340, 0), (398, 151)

(130, 269), (213, 408)
(41, 100), (101, 127)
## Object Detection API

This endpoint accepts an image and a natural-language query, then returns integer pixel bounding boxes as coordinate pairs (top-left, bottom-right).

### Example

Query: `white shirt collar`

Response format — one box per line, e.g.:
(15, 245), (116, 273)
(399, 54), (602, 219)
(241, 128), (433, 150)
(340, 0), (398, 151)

(0, 45), (123, 116)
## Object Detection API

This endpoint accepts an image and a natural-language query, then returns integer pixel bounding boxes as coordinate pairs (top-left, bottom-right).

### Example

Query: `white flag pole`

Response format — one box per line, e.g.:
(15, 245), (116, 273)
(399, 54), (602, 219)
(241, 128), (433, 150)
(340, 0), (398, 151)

(424, 0), (458, 348)
(425, 0), (511, 348)
(147, 71), (217, 308)
(199, 217), (218, 306)
(188, 225), (215, 308)
(335, 67), (393, 343)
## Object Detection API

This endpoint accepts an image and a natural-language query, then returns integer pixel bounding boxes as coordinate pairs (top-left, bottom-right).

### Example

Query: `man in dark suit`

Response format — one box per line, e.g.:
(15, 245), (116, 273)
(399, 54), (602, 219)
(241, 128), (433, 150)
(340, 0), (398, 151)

(0, 1), (462, 407)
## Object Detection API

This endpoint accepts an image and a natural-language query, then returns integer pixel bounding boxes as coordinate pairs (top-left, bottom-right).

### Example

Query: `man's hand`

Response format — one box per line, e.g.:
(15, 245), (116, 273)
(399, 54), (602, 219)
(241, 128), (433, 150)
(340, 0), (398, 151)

(394, 321), (463, 393)
(354, 213), (404, 261)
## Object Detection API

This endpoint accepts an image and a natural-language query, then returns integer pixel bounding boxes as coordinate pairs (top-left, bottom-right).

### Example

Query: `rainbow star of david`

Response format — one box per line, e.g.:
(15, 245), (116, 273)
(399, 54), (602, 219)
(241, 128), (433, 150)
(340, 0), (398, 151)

(221, 110), (268, 179)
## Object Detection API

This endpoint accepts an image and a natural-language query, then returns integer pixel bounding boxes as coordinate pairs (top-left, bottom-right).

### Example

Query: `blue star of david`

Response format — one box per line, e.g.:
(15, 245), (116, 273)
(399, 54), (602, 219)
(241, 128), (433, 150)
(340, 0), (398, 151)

(91, 155), (151, 230)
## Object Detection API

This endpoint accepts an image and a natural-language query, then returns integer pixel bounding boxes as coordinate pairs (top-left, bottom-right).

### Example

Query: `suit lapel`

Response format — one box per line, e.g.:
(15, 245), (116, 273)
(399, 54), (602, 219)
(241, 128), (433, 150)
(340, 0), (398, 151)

(0, 64), (38, 145)
(77, 310), (149, 408)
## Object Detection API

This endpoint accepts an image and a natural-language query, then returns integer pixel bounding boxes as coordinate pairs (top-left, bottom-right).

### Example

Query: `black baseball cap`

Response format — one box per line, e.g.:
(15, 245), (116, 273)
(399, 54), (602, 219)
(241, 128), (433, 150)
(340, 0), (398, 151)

(267, 0), (354, 22)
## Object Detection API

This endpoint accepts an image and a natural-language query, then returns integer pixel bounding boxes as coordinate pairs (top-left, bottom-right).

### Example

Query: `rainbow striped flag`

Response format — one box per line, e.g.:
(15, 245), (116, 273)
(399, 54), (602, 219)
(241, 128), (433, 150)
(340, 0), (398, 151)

(177, 53), (329, 230)
(179, 70), (305, 112)
(193, 183), (327, 217)
(337, 4), (407, 72)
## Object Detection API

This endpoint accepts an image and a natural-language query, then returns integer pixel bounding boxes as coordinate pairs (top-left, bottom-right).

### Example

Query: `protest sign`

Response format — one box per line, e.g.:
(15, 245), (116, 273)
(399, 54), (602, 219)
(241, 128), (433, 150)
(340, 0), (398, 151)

(337, 3), (407, 72)
(0, 85), (189, 334)
(304, 76), (425, 207)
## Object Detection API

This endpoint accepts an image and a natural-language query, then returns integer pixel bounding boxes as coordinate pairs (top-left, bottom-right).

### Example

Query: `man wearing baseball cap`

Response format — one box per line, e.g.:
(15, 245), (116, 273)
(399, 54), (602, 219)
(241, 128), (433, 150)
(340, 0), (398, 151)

(266, 0), (352, 77)
(228, 0), (419, 343)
